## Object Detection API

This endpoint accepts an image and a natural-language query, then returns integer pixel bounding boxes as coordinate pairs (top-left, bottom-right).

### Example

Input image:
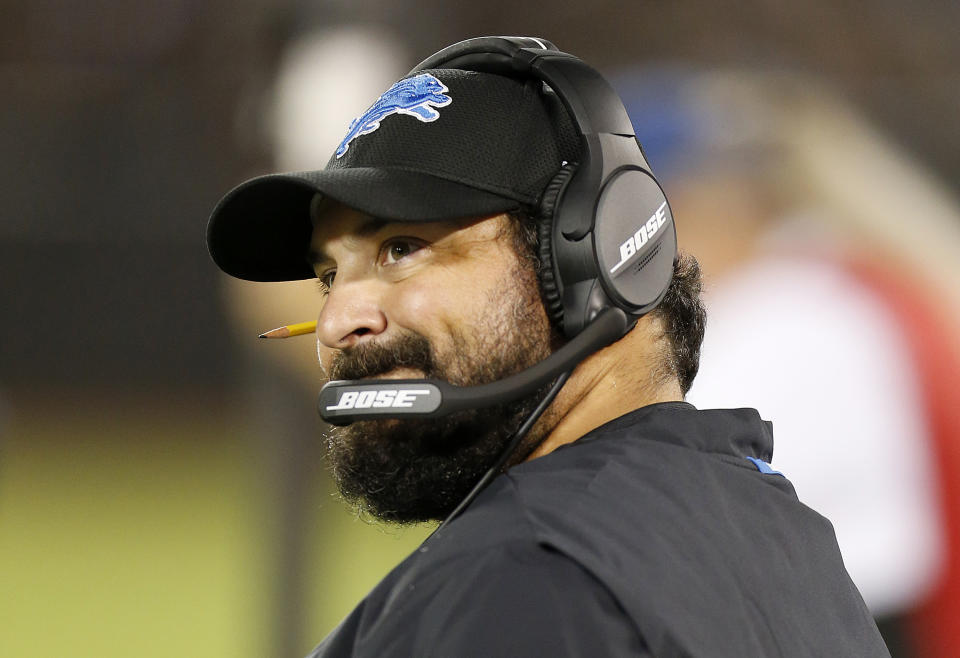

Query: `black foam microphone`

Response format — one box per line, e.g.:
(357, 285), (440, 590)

(318, 307), (631, 425)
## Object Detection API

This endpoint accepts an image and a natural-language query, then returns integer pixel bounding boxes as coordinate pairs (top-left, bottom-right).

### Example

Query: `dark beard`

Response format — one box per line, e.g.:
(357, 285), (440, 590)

(323, 291), (555, 524)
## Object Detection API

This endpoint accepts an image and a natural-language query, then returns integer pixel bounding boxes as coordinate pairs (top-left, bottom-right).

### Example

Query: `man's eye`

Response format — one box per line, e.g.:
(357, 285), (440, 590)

(382, 239), (423, 265)
(316, 270), (336, 293)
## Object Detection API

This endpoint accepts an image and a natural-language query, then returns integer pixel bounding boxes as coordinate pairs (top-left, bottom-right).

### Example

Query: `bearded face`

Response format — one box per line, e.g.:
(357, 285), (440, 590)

(322, 251), (556, 523)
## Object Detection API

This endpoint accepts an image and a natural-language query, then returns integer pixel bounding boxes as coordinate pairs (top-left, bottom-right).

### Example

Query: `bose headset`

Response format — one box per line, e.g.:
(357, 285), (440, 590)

(316, 36), (677, 526)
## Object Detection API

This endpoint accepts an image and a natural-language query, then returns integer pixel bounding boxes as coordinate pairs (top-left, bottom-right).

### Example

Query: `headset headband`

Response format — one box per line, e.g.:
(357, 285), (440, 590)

(318, 36), (676, 423)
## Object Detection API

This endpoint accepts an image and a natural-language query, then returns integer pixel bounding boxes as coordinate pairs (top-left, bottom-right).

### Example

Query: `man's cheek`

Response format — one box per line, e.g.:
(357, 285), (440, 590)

(398, 286), (427, 315)
(396, 286), (457, 326)
(395, 288), (461, 356)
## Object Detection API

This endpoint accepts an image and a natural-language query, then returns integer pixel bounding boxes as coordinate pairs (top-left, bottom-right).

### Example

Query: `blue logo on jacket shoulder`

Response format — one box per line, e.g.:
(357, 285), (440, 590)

(335, 73), (453, 158)
(746, 456), (784, 477)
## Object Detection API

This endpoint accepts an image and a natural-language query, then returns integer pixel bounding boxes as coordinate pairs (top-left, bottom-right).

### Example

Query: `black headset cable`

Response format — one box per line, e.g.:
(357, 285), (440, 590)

(433, 369), (572, 535)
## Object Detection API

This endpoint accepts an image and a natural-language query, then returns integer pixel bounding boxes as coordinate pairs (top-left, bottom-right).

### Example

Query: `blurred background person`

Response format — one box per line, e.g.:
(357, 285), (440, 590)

(616, 68), (960, 656)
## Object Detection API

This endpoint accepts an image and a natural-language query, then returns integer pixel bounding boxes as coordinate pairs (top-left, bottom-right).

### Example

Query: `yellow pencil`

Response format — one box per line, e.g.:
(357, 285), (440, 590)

(258, 321), (317, 339)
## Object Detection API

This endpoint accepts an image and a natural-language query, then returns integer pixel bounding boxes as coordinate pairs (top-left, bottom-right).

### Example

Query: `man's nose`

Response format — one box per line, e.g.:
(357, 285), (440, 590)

(316, 279), (388, 349)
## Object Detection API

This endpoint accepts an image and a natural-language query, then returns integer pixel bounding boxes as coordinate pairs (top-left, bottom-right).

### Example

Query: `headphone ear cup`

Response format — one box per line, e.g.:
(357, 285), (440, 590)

(537, 164), (578, 329)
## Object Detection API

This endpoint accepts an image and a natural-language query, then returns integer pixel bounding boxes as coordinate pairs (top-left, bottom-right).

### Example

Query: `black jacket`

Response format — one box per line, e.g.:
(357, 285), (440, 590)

(310, 402), (889, 657)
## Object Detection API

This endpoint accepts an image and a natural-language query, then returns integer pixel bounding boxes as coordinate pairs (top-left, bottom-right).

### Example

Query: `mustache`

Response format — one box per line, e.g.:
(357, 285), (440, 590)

(329, 333), (435, 381)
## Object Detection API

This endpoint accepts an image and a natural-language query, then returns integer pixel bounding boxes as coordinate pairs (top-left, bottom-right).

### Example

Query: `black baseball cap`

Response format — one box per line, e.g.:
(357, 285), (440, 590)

(207, 68), (579, 281)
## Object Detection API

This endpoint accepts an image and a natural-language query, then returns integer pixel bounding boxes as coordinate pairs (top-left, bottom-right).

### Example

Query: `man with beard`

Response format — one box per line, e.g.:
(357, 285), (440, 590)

(207, 38), (887, 657)
(311, 198), (562, 522)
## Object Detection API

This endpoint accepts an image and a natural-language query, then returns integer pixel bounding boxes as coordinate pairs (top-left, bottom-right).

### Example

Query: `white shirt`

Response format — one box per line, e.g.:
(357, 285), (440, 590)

(687, 252), (943, 616)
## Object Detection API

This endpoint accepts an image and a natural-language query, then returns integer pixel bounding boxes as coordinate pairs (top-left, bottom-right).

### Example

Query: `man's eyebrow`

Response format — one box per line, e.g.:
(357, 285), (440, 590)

(306, 248), (329, 266)
(306, 218), (390, 265)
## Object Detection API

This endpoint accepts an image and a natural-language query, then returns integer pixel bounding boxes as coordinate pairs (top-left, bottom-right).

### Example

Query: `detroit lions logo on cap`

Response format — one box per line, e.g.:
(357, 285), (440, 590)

(335, 73), (453, 158)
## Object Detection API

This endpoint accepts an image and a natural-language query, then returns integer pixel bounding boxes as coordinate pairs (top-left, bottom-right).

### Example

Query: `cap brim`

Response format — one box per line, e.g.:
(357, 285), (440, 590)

(206, 168), (521, 282)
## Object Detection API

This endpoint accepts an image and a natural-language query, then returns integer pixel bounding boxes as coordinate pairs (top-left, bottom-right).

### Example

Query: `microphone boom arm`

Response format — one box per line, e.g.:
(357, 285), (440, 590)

(318, 307), (631, 425)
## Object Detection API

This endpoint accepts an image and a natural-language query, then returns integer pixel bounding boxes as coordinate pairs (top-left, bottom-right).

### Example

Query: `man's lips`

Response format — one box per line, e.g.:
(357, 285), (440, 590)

(333, 366), (426, 381)
(368, 367), (424, 380)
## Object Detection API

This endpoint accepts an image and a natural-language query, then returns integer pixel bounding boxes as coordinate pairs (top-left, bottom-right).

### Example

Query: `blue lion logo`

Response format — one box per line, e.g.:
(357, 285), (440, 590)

(335, 73), (453, 158)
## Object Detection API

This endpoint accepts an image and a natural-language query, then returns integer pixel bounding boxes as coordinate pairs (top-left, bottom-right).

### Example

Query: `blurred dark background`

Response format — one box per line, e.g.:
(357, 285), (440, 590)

(2, 2), (958, 657)
(3, 0), (958, 390)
